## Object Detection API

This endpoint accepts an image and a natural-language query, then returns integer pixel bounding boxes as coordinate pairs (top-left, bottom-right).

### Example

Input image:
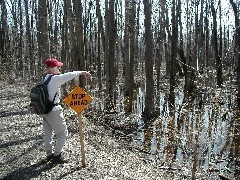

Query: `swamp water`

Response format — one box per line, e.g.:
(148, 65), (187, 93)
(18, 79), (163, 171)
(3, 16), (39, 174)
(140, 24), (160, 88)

(90, 84), (240, 179)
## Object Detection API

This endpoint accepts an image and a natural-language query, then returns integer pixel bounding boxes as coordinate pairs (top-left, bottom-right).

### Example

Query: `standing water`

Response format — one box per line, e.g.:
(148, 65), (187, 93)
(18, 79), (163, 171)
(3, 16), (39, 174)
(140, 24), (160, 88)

(90, 83), (240, 179)
(129, 86), (239, 179)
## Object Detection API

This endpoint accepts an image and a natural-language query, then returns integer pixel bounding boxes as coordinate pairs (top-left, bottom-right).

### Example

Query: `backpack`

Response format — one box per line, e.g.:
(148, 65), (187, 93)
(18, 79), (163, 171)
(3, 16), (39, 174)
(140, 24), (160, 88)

(29, 75), (57, 115)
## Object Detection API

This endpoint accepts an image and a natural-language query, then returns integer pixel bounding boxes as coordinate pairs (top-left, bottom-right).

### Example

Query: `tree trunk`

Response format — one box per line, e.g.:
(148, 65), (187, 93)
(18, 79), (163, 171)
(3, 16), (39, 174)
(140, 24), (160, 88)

(169, 0), (177, 107)
(193, 0), (199, 70)
(107, 0), (116, 107)
(74, 0), (85, 87)
(96, 0), (106, 54)
(17, 0), (23, 77)
(230, 0), (240, 107)
(123, 0), (135, 113)
(205, 3), (210, 68)
(96, 0), (103, 90)
(135, 0), (140, 75)
(61, 0), (67, 65)
(24, 0), (34, 76)
(105, 0), (110, 97)
(162, 1), (170, 78)
(123, 0), (130, 112)
(53, 2), (59, 56)
(128, 0), (136, 113)
(143, 0), (155, 118)
(0, 0), (10, 71)
(37, 0), (49, 65)
(64, 0), (75, 70)
(211, 1), (223, 87)
(198, 0), (204, 68)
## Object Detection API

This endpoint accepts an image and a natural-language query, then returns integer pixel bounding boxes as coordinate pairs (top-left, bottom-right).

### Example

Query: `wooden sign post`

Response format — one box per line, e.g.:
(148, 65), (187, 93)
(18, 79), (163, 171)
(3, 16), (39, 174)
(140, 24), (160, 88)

(63, 86), (93, 167)
(77, 112), (85, 167)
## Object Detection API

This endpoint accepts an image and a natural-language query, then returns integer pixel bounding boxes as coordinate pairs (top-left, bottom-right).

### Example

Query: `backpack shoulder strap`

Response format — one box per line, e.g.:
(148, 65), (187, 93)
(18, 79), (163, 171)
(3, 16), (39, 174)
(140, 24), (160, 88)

(44, 74), (58, 103)
(42, 74), (54, 85)
(52, 91), (58, 103)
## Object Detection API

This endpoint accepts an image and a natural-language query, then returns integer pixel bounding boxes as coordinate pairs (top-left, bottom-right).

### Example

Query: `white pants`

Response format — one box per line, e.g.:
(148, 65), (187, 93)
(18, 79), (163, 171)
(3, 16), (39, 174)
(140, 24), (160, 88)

(42, 110), (68, 156)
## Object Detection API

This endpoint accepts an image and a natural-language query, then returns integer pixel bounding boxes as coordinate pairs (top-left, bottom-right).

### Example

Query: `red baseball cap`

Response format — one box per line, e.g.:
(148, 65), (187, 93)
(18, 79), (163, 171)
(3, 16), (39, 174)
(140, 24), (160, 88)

(45, 58), (63, 68)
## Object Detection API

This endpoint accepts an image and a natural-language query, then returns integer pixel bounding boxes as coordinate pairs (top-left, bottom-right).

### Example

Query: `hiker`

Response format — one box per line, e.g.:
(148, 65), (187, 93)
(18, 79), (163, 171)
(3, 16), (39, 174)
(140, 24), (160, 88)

(41, 58), (92, 164)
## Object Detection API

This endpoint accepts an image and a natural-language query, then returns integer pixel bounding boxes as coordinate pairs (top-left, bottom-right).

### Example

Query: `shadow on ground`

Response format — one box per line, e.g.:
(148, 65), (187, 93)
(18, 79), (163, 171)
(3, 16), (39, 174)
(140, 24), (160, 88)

(2, 161), (53, 180)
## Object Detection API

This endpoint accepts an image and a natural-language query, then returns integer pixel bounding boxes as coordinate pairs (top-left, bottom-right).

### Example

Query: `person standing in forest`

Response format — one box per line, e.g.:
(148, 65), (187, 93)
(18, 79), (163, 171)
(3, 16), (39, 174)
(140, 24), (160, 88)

(41, 58), (92, 164)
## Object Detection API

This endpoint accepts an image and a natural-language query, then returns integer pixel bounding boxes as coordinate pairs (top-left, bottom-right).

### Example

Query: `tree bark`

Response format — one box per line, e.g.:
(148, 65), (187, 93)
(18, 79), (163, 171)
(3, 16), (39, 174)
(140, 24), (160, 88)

(74, 0), (85, 87)
(143, 0), (155, 118)
(64, 0), (75, 70)
(37, 0), (49, 64)
(123, 0), (135, 113)
(211, 1), (223, 87)
(96, 0), (103, 90)
(123, 0), (130, 112)
(107, 0), (116, 105)
(230, 0), (240, 106)
(18, 0), (23, 77)
(169, 0), (177, 106)
(0, 0), (10, 71)
(24, 0), (34, 76)
(128, 0), (136, 113)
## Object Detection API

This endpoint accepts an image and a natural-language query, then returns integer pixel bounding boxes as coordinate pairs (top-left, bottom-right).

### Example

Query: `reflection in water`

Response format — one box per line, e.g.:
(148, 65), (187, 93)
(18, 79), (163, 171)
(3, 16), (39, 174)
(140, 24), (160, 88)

(131, 87), (239, 179)
(90, 85), (240, 179)
(230, 110), (240, 177)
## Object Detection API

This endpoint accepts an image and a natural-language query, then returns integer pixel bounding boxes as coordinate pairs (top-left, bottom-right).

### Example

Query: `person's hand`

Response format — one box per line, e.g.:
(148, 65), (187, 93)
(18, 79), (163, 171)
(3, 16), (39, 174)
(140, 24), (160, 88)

(82, 71), (92, 80)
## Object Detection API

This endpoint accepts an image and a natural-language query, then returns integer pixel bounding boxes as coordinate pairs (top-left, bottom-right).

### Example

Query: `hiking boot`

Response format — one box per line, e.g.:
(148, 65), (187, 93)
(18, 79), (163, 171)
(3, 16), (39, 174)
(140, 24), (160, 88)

(52, 153), (68, 164)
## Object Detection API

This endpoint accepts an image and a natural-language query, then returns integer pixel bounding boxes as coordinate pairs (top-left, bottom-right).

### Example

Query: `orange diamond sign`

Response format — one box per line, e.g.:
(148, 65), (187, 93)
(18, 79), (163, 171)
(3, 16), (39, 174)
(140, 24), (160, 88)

(64, 86), (93, 114)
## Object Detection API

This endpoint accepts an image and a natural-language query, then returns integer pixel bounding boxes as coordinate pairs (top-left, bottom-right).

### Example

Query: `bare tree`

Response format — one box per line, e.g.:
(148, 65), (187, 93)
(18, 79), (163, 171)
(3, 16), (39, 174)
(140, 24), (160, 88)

(37, 0), (49, 66)
(48, 0), (60, 56)
(169, 0), (178, 106)
(230, 0), (240, 106)
(143, 0), (155, 118)
(64, 0), (76, 70)
(123, 0), (130, 112)
(104, 0), (116, 109)
(96, 0), (105, 90)
(24, 0), (34, 76)
(0, 0), (237, 121)
(61, 0), (68, 66)
(123, 0), (136, 113)
(0, 0), (10, 72)
(128, 0), (136, 113)
(211, 0), (223, 87)
(204, 1), (210, 68)
(74, 0), (85, 87)
(18, 0), (23, 77)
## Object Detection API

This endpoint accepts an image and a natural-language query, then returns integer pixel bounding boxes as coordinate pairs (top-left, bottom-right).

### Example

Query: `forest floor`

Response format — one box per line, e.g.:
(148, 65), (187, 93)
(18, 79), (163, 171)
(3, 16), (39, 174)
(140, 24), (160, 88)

(0, 79), (237, 180)
(0, 80), (180, 180)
